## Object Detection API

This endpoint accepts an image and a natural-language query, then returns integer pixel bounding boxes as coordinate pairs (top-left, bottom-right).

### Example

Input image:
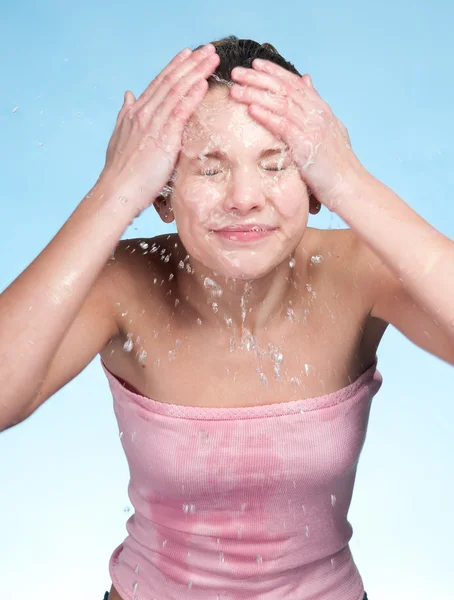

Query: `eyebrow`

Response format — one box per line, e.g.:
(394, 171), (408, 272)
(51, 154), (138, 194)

(191, 146), (289, 162)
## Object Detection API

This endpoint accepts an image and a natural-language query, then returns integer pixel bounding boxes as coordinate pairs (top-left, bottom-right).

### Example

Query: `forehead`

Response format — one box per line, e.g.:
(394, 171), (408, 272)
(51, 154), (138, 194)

(182, 86), (280, 156)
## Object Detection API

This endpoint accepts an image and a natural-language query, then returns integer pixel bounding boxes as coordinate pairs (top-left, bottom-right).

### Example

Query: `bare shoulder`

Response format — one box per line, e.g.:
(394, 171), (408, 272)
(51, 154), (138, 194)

(110, 234), (177, 282)
(308, 226), (379, 314)
(303, 226), (357, 278)
(108, 233), (179, 310)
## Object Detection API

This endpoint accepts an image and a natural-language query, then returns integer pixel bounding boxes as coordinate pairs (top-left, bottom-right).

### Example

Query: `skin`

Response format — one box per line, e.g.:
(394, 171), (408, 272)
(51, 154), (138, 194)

(107, 80), (358, 600)
(154, 85), (313, 335)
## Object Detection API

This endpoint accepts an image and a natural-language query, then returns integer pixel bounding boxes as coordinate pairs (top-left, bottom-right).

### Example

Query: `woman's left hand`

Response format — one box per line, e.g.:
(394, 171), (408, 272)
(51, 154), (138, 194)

(230, 59), (364, 211)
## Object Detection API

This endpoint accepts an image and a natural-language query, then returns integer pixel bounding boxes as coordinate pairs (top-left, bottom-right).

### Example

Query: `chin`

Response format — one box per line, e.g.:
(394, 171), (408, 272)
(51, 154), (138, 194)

(203, 257), (280, 281)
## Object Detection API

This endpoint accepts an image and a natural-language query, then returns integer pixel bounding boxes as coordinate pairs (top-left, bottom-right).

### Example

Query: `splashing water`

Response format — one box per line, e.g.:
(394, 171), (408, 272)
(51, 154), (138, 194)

(123, 334), (134, 352)
(204, 277), (223, 297)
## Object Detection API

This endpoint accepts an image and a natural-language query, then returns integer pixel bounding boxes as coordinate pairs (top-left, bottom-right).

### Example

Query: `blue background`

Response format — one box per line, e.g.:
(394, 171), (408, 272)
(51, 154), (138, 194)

(1, 1), (453, 598)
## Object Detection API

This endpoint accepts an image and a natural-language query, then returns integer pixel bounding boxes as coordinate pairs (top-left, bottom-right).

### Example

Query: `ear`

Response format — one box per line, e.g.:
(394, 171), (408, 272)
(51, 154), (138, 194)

(153, 194), (175, 223)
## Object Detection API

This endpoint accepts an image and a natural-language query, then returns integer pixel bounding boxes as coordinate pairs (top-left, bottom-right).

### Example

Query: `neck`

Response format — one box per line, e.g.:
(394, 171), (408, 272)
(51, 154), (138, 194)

(177, 252), (308, 337)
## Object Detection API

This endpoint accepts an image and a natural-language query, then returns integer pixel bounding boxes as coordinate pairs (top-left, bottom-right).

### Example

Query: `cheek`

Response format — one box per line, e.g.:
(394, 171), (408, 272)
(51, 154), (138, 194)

(268, 175), (308, 220)
(173, 181), (223, 224)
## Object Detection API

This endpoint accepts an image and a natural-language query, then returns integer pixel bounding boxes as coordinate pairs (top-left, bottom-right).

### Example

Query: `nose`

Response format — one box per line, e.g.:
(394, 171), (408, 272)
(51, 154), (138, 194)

(222, 166), (266, 216)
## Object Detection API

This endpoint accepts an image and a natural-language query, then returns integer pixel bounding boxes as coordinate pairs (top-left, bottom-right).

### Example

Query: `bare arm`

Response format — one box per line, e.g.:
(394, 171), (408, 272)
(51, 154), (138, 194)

(0, 181), (137, 430)
(0, 43), (220, 431)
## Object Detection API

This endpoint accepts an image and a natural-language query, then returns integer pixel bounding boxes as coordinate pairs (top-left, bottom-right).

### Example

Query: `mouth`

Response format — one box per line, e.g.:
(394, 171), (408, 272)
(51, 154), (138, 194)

(215, 225), (277, 233)
(213, 226), (277, 242)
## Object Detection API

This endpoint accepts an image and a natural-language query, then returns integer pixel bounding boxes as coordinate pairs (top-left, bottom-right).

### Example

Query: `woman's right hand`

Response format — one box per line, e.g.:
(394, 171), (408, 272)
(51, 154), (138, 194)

(99, 43), (220, 214)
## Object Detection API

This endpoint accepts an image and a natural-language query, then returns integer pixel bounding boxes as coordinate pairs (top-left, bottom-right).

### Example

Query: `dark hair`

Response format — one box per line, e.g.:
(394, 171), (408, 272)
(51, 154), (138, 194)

(194, 36), (301, 87)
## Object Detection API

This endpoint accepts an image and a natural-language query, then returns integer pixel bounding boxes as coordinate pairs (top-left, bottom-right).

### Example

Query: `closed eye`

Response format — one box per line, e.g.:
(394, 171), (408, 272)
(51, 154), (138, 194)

(202, 168), (221, 176)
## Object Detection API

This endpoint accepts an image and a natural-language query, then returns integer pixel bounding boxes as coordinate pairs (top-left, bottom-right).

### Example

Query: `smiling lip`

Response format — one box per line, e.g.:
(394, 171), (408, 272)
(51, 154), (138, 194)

(214, 226), (277, 242)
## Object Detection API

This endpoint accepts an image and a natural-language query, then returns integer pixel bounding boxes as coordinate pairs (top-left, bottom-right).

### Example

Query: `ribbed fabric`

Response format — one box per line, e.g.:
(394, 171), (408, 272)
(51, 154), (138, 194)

(101, 356), (382, 600)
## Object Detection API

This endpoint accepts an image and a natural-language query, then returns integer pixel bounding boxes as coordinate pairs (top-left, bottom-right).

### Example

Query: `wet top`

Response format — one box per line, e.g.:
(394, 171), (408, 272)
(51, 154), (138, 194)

(102, 357), (382, 600)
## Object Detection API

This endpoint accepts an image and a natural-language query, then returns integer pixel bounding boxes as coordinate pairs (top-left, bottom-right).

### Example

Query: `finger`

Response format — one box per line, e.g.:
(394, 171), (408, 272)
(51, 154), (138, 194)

(252, 58), (302, 85)
(251, 58), (304, 89)
(133, 47), (192, 111)
(302, 74), (312, 89)
(231, 67), (310, 123)
(252, 61), (322, 106)
(152, 52), (219, 125)
(247, 104), (302, 152)
(114, 90), (135, 131)
(231, 66), (307, 114)
(160, 79), (209, 149)
(134, 44), (215, 114)
(230, 84), (307, 129)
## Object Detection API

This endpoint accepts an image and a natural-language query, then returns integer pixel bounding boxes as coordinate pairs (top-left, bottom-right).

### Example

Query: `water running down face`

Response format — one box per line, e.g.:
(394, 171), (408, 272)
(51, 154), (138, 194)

(166, 86), (311, 281)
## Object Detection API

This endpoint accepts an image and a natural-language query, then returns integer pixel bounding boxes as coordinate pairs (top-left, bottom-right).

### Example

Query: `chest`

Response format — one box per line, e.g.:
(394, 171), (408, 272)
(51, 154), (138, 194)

(101, 231), (383, 407)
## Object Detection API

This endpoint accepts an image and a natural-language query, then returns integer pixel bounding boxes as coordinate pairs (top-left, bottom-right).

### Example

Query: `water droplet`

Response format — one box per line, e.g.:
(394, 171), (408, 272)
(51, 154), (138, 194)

(123, 337), (134, 352)
(305, 525), (310, 537)
(258, 370), (269, 388)
(168, 350), (176, 361)
(212, 302), (218, 313)
(139, 241), (149, 249)
(304, 363), (315, 376)
(286, 307), (295, 321)
(12, 106), (18, 114)
(290, 377), (301, 388)
(289, 258), (296, 268)
(162, 539), (167, 547)
(256, 555), (263, 565)
(204, 277), (223, 296)
(131, 431), (136, 442)
(311, 254), (323, 264)
(119, 431), (123, 440)
(219, 552), (225, 563)
(168, 273), (174, 281)
(196, 318), (202, 325)
(331, 494), (336, 507)
(138, 349), (147, 364)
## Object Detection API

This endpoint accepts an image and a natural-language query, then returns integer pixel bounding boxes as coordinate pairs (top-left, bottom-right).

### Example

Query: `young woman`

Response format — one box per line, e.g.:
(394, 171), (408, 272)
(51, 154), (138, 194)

(2, 36), (453, 600)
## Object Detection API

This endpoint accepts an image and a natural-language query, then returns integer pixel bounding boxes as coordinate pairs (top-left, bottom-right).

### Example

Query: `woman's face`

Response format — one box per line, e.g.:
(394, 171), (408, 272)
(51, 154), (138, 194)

(170, 85), (311, 279)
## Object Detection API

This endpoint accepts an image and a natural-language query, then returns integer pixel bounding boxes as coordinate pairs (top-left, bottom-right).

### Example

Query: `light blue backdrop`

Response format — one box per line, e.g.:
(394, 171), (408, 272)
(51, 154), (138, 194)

(1, 1), (453, 598)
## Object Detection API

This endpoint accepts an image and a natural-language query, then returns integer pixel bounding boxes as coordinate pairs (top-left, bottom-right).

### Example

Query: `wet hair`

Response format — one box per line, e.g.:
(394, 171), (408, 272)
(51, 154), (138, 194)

(194, 36), (301, 87)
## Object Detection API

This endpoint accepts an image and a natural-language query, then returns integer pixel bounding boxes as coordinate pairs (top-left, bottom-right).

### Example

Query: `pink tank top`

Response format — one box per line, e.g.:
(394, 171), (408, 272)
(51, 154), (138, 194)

(101, 356), (382, 600)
